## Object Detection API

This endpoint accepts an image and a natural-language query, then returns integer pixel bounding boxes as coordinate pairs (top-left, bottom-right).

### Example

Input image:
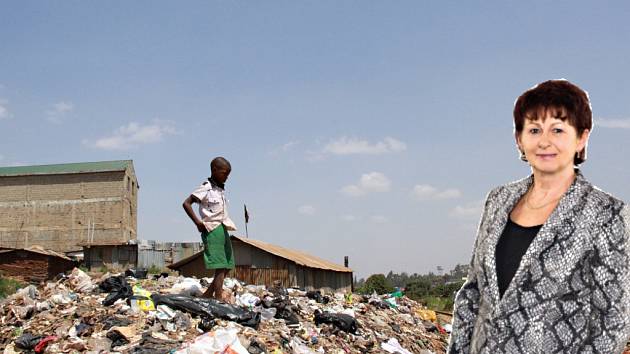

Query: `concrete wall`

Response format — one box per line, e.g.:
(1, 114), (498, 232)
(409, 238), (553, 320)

(0, 170), (138, 252)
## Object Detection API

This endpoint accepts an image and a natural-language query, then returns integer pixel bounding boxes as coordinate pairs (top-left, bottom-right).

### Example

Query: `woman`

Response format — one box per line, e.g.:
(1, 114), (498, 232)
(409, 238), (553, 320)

(448, 80), (630, 353)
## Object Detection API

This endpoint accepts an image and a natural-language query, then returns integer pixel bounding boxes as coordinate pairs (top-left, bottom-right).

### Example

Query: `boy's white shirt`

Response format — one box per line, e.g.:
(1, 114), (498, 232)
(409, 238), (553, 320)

(191, 180), (237, 232)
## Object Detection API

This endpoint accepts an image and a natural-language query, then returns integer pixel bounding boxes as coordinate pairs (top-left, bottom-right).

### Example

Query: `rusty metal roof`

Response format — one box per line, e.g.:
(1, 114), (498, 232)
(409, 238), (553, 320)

(169, 236), (352, 273)
(0, 245), (73, 261)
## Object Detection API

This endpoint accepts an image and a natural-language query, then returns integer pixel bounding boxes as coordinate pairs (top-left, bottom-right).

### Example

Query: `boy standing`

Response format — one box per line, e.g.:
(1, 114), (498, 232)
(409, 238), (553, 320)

(183, 157), (237, 300)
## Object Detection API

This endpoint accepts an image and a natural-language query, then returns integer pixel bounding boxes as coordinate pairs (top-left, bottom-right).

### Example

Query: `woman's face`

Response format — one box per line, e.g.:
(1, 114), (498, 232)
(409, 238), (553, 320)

(516, 108), (589, 177)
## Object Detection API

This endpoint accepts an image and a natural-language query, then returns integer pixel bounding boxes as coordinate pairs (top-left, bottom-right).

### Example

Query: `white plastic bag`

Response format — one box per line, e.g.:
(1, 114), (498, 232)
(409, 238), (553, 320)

(170, 278), (203, 297)
(174, 327), (248, 354)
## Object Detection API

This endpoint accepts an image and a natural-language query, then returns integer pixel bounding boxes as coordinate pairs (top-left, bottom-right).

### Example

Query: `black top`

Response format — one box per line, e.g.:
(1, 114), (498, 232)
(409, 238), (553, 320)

(495, 218), (542, 298)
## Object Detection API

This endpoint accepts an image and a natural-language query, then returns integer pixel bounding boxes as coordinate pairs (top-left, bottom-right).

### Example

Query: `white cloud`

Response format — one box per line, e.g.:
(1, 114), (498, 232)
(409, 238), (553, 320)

(341, 214), (360, 222)
(596, 118), (630, 129)
(297, 205), (316, 215)
(371, 215), (389, 223)
(0, 99), (10, 120)
(411, 184), (462, 200)
(281, 141), (300, 151)
(341, 172), (391, 197)
(85, 120), (177, 150)
(450, 200), (484, 219)
(323, 136), (406, 155)
(46, 101), (74, 123)
(269, 140), (300, 155)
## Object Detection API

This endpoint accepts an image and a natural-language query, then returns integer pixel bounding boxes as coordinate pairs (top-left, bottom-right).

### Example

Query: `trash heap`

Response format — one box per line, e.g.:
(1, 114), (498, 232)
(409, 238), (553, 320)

(0, 268), (451, 353)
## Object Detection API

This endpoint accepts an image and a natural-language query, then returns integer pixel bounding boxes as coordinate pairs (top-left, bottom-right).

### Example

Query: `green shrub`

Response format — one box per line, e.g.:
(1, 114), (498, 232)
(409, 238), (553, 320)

(148, 264), (162, 274)
(0, 277), (25, 299)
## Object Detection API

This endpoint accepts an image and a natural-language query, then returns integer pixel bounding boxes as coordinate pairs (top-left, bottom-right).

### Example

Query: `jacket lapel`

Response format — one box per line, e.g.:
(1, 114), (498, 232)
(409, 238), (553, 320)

(493, 171), (589, 313)
(483, 175), (533, 307)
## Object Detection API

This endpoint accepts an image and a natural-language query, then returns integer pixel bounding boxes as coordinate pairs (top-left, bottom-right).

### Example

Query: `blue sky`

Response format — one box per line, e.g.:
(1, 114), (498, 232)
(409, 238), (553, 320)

(1, 2), (629, 278)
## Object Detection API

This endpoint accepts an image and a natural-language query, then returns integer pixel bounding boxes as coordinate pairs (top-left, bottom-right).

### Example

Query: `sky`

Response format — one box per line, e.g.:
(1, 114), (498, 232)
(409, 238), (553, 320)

(1, 2), (629, 279)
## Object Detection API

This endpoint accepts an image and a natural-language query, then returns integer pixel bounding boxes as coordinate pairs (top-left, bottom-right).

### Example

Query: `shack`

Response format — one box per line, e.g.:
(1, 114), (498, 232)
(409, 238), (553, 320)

(0, 245), (76, 283)
(169, 236), (353, 293)
(81, 241), (138, 271)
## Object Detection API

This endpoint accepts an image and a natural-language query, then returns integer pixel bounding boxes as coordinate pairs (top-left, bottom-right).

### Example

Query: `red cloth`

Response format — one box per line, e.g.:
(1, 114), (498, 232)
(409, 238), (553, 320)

(34, 335), (57, 353)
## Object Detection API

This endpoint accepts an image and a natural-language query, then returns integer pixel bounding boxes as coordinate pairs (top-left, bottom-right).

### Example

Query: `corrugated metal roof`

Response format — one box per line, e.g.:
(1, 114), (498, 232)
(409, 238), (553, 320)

(0, 245), (73, 261)
(233, 236), (351, 272)
(0, 160), (132, 177)
(169, 236), (352, 273)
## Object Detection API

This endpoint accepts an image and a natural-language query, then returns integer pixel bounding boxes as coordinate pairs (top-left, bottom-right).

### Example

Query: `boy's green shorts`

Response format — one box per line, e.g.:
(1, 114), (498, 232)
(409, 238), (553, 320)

(200, 224), (235, 269)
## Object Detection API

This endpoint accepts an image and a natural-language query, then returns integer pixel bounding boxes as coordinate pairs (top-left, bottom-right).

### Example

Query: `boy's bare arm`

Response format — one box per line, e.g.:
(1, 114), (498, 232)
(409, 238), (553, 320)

(183, 195), (207, 233)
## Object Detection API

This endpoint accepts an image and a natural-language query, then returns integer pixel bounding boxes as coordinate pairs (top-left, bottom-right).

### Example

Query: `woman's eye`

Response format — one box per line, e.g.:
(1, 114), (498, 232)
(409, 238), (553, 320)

(553, 128), (564, 134)
(529, 128), (540, 134)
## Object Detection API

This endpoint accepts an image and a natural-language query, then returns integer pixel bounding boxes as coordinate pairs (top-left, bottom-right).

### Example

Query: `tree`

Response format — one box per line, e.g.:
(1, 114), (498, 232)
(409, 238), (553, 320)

(360, 274), (394, 295)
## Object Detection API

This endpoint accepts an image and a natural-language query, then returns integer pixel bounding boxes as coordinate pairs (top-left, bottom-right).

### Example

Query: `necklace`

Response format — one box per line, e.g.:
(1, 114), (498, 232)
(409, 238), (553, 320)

(525, 190), (562, 210)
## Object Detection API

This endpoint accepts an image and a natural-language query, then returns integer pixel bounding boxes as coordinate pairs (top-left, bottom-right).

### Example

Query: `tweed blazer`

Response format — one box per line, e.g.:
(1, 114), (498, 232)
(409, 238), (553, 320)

(448, 171), (630, 354)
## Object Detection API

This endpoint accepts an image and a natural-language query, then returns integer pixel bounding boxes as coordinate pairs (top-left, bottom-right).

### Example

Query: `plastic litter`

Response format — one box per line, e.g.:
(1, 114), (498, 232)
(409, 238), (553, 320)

(99, 275), (133, 306)
(174, 326), (248, 354)
(125, 268), (148, 279)
(15, 333), (43, 350)
(68, 268), (95, 293)
(197, 317), (217, 332)
(236, 292), (260, 309)
(170, 277), (203, 297)
(313, 310), (358, 334)
(306, 290), (330, 304)
(152, 293), (261, 328)
(416, 308), (438, 322)
(381, 337), (413, 354)
(259, 307), (277, 321)
(130, 285), (155, 311)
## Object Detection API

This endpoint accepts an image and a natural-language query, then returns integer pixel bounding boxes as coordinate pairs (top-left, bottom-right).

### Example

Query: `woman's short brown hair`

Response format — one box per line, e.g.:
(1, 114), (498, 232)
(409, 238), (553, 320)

(513, 79), (592, 165)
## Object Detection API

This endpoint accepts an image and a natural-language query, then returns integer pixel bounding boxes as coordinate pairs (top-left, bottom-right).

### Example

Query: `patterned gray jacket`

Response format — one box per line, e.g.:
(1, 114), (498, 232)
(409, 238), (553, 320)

(448, 171), (630, 353)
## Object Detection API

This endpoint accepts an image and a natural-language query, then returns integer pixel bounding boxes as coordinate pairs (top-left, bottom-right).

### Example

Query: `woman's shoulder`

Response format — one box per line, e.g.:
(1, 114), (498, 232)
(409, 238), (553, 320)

(484, 175), (532, 201)
(579, 177), (626, 209)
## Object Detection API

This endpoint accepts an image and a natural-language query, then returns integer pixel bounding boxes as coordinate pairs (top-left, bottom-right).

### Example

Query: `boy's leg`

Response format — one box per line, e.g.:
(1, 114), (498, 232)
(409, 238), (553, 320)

(212, 268), (227, 300)
(202, 281), (214, 299)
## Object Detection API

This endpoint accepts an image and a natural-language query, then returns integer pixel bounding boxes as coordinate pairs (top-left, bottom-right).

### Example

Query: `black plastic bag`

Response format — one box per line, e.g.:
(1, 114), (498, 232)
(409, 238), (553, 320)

(132, 332), (178, 354)
(107, 330), (130, 348)
(314, 310), (358, 334)
(306, 290), (322, 302)
(15, 333), (43, 350)
(102, 316), (133, 330)
(100, 276), (133, 306)
(75, 322), (92, 337)
(151, 294), (260, 328)
(197, 317), (216, 332)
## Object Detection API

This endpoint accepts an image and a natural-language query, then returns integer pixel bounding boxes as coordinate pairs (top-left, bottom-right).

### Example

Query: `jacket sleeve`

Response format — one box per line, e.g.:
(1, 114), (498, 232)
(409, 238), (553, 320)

(448, 190), (495, 354)
(588, 204), (630, 353)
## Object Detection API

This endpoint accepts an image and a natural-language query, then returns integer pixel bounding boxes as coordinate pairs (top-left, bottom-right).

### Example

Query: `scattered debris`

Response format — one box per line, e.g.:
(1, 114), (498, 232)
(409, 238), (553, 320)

(0, 268), (451, 353)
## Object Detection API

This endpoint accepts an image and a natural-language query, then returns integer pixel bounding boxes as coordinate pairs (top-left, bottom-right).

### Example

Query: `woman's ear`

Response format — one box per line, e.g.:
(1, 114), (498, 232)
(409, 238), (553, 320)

(577, 129), (590, 152)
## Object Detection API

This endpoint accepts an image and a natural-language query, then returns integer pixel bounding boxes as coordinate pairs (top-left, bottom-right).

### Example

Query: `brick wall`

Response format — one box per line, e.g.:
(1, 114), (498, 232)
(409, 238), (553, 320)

(0, 170), (138, 252)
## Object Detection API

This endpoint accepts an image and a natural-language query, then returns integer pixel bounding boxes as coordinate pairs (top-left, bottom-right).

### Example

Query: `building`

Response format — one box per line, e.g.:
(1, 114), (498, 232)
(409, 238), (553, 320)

(169, 236), (353, 293)
(0, 246), (76, 283)
(0, 160), (138, 253)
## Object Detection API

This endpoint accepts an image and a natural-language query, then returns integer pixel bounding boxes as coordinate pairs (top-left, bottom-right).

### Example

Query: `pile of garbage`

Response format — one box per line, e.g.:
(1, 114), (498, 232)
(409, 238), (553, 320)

(0, 268), (451, 353)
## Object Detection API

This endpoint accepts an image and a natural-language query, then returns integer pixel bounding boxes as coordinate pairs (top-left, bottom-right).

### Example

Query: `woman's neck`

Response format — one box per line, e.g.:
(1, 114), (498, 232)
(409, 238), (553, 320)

(530, 168), (576, 195)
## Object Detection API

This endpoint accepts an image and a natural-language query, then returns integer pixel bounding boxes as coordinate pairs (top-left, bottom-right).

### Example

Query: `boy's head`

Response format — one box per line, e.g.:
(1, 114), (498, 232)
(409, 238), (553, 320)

(210, 157), (231, 184)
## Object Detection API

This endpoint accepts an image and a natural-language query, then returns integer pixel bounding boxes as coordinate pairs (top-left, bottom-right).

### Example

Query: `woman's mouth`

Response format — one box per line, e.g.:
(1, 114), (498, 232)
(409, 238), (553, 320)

(536, 153), (557, 160)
